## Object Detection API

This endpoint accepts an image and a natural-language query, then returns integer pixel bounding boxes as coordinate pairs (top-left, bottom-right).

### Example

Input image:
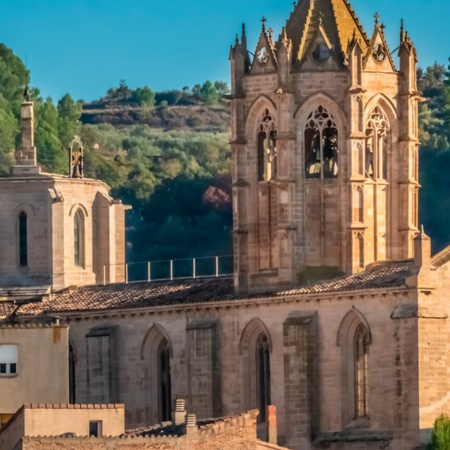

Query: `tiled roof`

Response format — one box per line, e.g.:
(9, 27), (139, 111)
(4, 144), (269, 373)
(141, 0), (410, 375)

(1, 259), (416, 320)
(270, 259), (415, 296)
(125, 417), (236, 438)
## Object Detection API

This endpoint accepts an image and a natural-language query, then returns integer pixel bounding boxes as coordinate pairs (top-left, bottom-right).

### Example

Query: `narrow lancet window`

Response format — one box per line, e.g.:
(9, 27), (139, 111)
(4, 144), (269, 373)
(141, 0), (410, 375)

(19, 212), (28, 267)
(74, 211), (84, 267)
(257, 109), (277, 182)
(256, 334), (271, 422)
(158, 338), (172, 422)
(365, 106), (390, 180)
(305, 106), (338, 178)
(354, 324), (369, 418)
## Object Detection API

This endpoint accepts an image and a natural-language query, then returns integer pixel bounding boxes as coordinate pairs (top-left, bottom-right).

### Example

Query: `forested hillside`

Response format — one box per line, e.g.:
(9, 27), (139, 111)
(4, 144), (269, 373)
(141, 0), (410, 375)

(0, 42), (448, 263)
(418, 62), (450, 253)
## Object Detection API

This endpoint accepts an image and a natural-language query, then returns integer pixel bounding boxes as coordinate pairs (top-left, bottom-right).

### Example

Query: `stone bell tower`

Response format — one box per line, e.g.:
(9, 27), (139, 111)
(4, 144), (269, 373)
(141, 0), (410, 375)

(229, 0), (420, 295)
(0, 95), (129, 290)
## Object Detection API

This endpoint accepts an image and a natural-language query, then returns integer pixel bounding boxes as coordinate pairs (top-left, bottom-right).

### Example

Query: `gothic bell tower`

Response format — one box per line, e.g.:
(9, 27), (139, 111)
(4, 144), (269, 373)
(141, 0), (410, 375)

(229, 0), (420, 295)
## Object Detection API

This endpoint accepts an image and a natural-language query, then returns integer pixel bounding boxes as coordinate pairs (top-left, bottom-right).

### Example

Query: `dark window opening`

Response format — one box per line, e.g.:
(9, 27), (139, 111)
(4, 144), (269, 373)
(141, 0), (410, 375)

(312, 43), (331, 61)
(256, 334), (271, 422)
(19, 212), (28, 267)
(89, 421), (102, 437)
(69, 342), (76, 404)
(158, 339), (172, 422)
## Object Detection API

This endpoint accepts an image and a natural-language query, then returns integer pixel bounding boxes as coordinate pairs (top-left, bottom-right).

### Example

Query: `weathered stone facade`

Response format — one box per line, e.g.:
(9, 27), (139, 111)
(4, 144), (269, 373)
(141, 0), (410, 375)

(1, 1), (449, 450)
(0, 100), (128, 290)
(229, 0), (420, 295)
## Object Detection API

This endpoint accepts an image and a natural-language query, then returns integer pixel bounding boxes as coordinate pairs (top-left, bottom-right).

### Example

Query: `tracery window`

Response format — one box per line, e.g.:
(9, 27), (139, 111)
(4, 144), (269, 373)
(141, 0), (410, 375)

(365, 106), (390, 180)
(354, 324), (369, 418)
(256, 334), (271, 422)
(305, 106), (338, 178)
(257, 109), (277, 182)
(73, 210), (84, 267)
(18, 212), (28, 267)
(158, 338), (172, 422)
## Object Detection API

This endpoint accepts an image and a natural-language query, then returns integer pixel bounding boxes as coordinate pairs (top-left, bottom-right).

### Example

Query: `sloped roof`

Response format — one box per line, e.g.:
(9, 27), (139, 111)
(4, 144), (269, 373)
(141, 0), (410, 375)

(0, 259), (416, 320)
(285, 0), (370, 62)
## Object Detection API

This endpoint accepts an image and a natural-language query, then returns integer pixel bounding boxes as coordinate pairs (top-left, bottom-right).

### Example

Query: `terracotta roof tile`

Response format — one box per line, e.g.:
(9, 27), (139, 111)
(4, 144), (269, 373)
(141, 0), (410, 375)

(2, 260), (416, 319)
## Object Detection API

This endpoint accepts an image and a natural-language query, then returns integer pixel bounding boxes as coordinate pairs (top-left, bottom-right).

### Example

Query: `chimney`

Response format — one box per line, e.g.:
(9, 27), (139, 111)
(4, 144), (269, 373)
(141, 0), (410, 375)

(266, 405), (277, 445)
(185, 414), (197, 436)
(414, 225), (431, 268)
(173, 399), (186, 426)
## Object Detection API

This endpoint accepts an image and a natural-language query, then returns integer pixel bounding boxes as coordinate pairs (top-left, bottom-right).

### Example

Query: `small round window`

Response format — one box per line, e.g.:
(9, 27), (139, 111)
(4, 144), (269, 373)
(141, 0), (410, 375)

(312, 43), (331, 62)
(372, 44), (386, 62)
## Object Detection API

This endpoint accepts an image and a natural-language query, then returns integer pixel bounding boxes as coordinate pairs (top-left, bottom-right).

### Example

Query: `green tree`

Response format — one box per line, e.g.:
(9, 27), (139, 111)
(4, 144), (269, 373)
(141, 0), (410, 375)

(199, 80), (219, 105)
(214, 80), (230, 100)
(57, 93), (83, 147)
(131, 86), (155, 106)
(35, 97), (67, 173)
(0, 94), (17, 174)
(428, 414), (450, 449)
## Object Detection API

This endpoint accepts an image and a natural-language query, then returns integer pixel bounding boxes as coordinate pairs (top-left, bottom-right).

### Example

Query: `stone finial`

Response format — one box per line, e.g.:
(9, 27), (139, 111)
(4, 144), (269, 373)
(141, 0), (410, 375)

(261, 16), (267, 32)
(174, 399), (186, 425)
(374, 12), (380, 25)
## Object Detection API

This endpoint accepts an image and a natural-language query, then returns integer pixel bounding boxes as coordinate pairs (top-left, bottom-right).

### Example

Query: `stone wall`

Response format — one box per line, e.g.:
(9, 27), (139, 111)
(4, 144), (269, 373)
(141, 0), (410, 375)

(0, 175), (128, 290)
(67, 285), (420, 450)
(0, 324), (69, 417)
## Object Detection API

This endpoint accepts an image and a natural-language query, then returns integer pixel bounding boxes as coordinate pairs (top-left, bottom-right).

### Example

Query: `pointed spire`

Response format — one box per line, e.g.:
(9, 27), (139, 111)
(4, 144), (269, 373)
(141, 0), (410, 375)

(286, 0), (370, 64)
(261, 16), (267, 32)
(241, 23), (247, 48)
(400, 19), (405, 42)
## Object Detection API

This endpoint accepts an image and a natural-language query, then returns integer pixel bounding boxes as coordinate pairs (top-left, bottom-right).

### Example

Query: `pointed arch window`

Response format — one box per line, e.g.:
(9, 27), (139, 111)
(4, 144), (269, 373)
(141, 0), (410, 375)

(256, 333), (271, 422)
(305, 106), (338, 178)
(354, 323), (369, 418)
(338, 311), (371, 427)
(257, 108), (277, 182)
(158, 338), (172, 422)
(365, 106), (390, 180)
(18, 212), (28, 267)
(73, 210), (84, 267)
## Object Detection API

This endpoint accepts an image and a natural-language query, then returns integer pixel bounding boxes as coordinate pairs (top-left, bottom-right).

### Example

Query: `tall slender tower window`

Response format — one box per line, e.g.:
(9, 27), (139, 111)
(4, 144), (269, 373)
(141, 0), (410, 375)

(365, 106), (390, 180)
(305, 106), (338, 178)
(354, 323), (369, 418)
(257, 109), (277, 182)
(256, 334), (271, 422)
(158, 338), (172, 422)
(19, 212), (28, 267)
(73, 211), (84, 267)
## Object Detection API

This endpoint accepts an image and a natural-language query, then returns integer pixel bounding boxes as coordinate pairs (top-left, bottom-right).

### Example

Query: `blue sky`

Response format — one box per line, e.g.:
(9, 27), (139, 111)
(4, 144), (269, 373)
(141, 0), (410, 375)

(0, 0), (447, 102)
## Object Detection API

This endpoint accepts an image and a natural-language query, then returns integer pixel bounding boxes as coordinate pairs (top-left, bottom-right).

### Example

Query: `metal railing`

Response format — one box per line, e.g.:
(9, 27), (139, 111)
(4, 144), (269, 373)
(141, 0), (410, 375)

(97, 255), (234, 286)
